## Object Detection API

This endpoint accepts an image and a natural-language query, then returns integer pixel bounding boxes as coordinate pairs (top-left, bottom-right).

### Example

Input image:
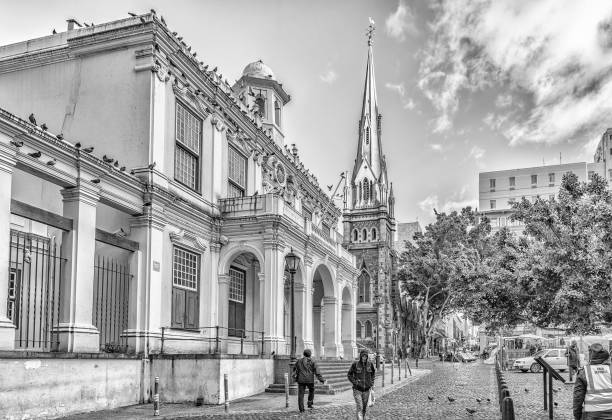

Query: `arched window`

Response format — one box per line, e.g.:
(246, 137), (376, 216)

(274, 100), (281, 126)
(362, 228), (368, 242)
(358, 272), (370, 303)
(356, 321), (362, 339)
(352, 229), (358, 242)
(365, 320), (373, 338)
(371, 228), (377, 241)
(255, 96), (266, 118)
(363, 178), (370, 202)
(359, 181), (363, 202)
(370, 181), (375, 201)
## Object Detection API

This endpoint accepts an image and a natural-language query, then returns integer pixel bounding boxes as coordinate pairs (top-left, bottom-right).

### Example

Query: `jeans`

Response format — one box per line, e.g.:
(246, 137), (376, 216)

(297, 383), (315, 411)
(353, 388), (370, 420)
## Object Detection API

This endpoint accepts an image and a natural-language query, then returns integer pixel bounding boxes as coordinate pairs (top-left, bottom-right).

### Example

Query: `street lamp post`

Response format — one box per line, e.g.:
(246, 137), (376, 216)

(374, 294), (384, 369)
(285, 250), (300, 387)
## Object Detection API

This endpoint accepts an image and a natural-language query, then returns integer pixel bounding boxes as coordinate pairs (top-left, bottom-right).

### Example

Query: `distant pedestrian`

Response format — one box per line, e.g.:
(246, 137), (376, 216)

(398, 348), (403, 361)
(348, 349), (376, 420)
(573, 343), (612, 419)
(566, 340), (580, 381)
(293, 349), (325, 412)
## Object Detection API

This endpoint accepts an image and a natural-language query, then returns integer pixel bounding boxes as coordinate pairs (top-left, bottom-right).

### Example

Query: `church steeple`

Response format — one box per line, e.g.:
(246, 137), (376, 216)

(350, 20), (388, 208)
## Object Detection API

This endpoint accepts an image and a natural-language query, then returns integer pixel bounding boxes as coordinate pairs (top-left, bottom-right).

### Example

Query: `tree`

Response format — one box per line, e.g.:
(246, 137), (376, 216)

(509, 172), (612, 333)
(396, 207), (489, 356)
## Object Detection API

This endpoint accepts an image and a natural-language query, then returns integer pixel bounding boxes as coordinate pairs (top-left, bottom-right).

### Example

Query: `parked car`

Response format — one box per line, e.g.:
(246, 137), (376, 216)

(457, 351), (477, 362)
(513, 348), (586, 373)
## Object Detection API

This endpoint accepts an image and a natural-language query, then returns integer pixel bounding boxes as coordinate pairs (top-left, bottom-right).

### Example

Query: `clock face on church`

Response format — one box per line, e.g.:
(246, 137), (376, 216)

(274, 163), (286, 185)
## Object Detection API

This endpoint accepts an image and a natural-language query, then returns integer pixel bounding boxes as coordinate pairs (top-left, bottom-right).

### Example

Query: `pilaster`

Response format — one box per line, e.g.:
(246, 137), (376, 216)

(0, 143), (16, 350)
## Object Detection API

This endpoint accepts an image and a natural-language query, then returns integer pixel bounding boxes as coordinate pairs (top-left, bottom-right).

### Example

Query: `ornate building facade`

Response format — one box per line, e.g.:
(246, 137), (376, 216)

(342, 27), (398, 358)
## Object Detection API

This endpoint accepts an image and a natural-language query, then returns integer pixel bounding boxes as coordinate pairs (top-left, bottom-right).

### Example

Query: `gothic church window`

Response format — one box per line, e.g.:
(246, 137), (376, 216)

(365, 320), (373, 338)
(363, 178), (370, 202)
(356, 320), (362, 339)
(362, 228), (368, 242)
(358, 272), (370, 303)
(353, 229), (358, 242)
(371, 228), (377, 241)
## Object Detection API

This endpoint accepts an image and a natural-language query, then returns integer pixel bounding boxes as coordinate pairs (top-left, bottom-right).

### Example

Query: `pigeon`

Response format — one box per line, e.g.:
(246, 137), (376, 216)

(56, 133), (64, 140)
(203, 65), (209, 71)
(524, 388), (529, 393)
(554, 402), (558, 407)
(148, 162), (156, 170)
(120, 166), (126, 171)
(52, 29), (57, 34)
(476, 398), (481, 403)
(143, 202), (152, 207)
(102, 155), (114, 163)
(212, 66), (218, 72)
(28, 151), (42, 158)
(139, 17), (146, 24)
(10, 140), (23, 147)
(114, 161), (119, 168)
(46, 159), (56, 166)
(130, 169), (136, 175)
(447, 397), (455, 402)
(172, 31), (178, 36)
(427, 396), (434, 401)
(177, 36), (183, 41)
(486, 398), (491, 403)
(552, 388), (558, 393)
(91, 178), (101, 184)
(160, 16), (166, 25)
(40, 123), (48, 131)
(128, 12), (137, 17)
(82, 146), (94, 153)
(150, 8), (156, 14)
(75, 142), (81, 148)
(28, 113), (37, 125)
(327, 185), (333, 190)
(466, 408), (477, 414)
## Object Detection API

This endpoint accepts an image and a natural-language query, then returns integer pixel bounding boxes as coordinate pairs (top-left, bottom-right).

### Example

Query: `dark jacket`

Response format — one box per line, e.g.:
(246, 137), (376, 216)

(573, 362), (612, 420)
(294, 356), (324, 384)
(567, 345), (580, 367)
(348, 354), (376, 392)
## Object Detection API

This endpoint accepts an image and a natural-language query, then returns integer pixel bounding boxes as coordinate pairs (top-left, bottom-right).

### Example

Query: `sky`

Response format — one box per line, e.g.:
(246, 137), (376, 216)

(2, 0), (612, 225)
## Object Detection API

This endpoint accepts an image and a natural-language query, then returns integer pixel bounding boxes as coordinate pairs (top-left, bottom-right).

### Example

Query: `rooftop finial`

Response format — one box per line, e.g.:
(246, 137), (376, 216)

(367, 17), (376, 46)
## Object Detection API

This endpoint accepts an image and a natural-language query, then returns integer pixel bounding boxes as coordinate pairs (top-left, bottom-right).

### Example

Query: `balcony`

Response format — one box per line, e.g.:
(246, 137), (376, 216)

(218, 194), (355, 265)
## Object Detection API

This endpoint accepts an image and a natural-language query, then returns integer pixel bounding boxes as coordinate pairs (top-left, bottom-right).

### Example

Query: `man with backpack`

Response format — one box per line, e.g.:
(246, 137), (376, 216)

(293, 349), (326, 412)
(348, 349), (376, 420)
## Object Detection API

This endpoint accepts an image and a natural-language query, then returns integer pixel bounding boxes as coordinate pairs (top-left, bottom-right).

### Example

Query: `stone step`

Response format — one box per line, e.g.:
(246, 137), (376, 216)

(265, 382), (352, 395)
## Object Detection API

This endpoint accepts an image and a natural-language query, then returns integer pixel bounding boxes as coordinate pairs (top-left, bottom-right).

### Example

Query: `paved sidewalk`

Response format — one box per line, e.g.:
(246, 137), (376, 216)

(63, 362), (429, 419)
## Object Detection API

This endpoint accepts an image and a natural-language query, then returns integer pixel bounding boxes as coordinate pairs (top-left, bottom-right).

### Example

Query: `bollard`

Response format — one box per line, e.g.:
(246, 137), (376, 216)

(224, 373), (229, 413)
(502, 397), (515, 420)
(500, 389), (510, 413)
(406, 358), (412, 376)
(284, 372), (289, 408)
(391, 358), (394, 384)
(415, 357), (419, 368)
(153, 376), (160, 416)
(399, 358), (402, 381)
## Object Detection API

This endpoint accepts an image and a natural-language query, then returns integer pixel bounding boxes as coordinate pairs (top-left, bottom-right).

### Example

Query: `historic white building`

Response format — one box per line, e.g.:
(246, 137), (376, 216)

(0, 13), (362, 417)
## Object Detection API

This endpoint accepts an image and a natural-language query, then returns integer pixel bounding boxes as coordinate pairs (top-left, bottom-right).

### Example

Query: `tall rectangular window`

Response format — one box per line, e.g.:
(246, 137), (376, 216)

(509, 176), (515, 190)
(171, 247), (200, 329)
(228, 146), (247, 198)
(228, 267), (246, 337)
(588, 171), (595, 181)
(548, 173), (555, 184)
(490, 200), (496, 209)
(531, 174), (537, 186)
(175, 103), (202, 191)
(489, 179), (496, 190)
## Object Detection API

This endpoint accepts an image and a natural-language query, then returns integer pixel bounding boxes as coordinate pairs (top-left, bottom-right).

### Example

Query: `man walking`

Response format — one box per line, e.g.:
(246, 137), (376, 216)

(573, 343), (612, 419)
(293, 349), (325, 413)
(566, 340), (580, 382)
(348, 350), (376, 420)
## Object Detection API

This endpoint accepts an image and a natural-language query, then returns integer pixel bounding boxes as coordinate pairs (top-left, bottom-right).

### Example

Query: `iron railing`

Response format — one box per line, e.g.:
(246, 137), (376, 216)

(8, 229), (64, 351)
(160, 326), (266, 355)
(93, 255), (131, 352)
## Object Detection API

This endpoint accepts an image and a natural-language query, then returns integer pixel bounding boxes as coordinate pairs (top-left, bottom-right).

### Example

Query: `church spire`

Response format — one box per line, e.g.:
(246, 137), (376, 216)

(352, 18), (386, 187)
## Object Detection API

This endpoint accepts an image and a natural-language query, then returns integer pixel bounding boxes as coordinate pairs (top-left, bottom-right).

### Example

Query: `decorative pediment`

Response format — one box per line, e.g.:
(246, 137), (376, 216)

(169, 229), (208, 252)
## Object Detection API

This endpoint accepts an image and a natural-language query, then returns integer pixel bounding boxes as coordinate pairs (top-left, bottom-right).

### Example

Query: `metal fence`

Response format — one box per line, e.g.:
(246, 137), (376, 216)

(160, 326), (265, 355)
(8, 229), (64, 351)
(93, 255), (131, 352)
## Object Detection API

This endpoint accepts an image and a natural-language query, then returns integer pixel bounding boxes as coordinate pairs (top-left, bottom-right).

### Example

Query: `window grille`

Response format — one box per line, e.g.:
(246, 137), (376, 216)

(229, 267), (245, 303)
(173, 247), (199, 291)
(228, 146), (247, 197)
(175, 103), (202, 190)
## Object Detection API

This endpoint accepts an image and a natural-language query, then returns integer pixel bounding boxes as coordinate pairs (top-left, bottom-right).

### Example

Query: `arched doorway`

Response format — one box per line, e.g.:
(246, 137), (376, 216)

(312, 264), (338, 358)
(222, 251), (262, 354)
(341, 286), (355, 359)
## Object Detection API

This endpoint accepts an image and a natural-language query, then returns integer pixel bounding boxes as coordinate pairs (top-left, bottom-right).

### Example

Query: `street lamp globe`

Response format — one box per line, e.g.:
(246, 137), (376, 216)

(285, 249), (300, 273)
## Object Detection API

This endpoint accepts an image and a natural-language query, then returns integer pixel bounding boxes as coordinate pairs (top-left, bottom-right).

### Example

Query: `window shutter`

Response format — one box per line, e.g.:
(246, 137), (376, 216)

(184, 290), (199, 329)
(172, 288), (186, 328)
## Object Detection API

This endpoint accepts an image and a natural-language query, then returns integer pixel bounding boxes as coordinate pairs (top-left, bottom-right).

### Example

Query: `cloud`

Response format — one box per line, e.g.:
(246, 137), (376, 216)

(385, 0), (418, 42)
(385, 81), (417, 110)
(430, 143), (443, 151)
(417, 0), (612, 146)
(469, 145), (485, 160)
(319, 69), (337, 84)
(418, 190), (478, 215)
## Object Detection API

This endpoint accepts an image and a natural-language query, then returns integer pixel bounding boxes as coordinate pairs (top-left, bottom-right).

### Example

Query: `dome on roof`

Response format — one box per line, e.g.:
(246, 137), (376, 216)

(242, 60), (275, 80)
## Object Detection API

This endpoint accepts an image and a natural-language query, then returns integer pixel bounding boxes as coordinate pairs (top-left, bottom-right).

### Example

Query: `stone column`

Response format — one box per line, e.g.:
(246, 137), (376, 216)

(312, 305), (322, 357)
(294, 282), (306, 353)
(301, 258), (314, 351)
(126, 209), (166, 354)
(257, 272), (265, 334)
(341, 302), (353, 359)
(217, 273), (230, 353)
(262, 239), (285, 354)
(322, 296), (341, 358)
(58, 182), (100, 352)
(0, 143), (16, 350)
